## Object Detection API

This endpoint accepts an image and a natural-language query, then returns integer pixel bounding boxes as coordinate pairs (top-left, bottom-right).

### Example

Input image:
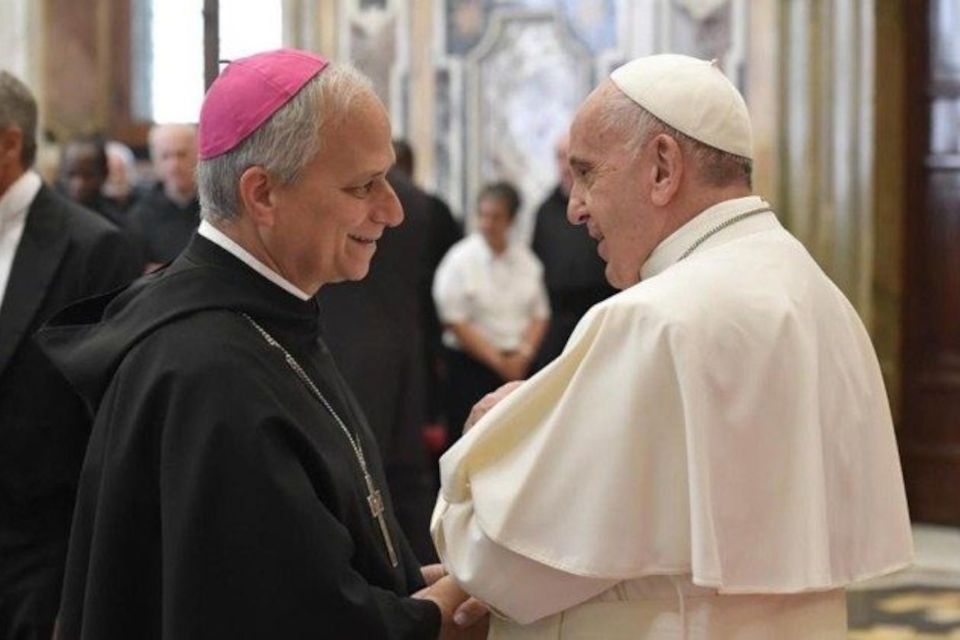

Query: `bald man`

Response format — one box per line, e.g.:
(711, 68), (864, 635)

(127, 124), (200, 266)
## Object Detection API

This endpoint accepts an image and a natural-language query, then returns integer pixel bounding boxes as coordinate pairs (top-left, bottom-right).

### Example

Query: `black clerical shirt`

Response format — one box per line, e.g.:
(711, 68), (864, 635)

(126, 184), (201, 263)
(39, 236), (440, 639)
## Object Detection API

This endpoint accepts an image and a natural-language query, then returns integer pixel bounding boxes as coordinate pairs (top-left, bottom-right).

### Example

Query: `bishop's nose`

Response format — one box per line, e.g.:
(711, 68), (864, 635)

(377, 181), (404, 228)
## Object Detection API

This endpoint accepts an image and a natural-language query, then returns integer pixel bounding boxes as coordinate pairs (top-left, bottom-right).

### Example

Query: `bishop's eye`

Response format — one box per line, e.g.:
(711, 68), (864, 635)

(349, 181), (375, 198)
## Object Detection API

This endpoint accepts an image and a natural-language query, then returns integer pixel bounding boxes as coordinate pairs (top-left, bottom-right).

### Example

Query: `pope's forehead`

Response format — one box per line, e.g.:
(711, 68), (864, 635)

(572, 82), (617, 128)
(569, 82), (623, 154)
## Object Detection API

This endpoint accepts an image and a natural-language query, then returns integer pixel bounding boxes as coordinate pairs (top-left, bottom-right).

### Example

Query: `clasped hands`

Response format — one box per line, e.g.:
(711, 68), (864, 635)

(415, 564), (489, 639)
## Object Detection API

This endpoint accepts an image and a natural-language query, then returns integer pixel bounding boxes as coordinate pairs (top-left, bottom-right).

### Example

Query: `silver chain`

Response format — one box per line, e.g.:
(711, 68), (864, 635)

(241, 312), (400, 568)
(240, 313), (371, 472)
(677, 206), (771, 261)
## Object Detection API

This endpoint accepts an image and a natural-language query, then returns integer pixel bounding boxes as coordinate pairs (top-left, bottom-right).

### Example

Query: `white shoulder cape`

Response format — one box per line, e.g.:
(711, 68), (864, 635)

(437, 215), (912, 593)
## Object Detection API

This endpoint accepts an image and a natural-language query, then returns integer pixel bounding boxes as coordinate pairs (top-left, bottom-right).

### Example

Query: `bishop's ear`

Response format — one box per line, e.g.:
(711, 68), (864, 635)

(649, 133), (683, 207)
(237, 165), (279, 227)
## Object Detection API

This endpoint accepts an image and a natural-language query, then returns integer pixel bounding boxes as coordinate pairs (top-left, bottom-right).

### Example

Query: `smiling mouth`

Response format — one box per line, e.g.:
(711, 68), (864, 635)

(348, 234), (379, 245)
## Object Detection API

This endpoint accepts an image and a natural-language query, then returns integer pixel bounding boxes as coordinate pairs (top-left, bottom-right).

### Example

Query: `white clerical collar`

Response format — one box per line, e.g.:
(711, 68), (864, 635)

(0, 170), (41, 226)
(197, 219), (312, 301)
(640, 195), (774, 280)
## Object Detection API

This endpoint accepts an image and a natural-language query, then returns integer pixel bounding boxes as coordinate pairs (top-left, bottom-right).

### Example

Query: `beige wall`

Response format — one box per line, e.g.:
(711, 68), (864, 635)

(25, 0), (901, 406)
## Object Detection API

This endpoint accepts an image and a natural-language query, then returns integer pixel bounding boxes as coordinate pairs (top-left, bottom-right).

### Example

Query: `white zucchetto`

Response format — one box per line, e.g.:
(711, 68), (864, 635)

(610, 54), (754, 160)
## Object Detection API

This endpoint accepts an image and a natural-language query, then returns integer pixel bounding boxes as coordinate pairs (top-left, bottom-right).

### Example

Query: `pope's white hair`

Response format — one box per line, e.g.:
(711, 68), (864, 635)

(599, 82), (752, 189)
(197, 62), (373, 222)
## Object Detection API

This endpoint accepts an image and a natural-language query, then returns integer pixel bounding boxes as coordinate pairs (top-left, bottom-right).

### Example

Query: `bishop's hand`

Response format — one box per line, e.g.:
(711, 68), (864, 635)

(413, 574), (485, 638)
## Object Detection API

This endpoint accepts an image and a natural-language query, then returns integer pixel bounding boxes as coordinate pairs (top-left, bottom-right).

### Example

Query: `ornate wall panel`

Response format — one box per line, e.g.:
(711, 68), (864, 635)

(428, 0), (749, 241)
(463, 12), (594, 240)
(0, 0), (43, 86)
(326, 0), (754, 237)
(338, 0), (410, 135)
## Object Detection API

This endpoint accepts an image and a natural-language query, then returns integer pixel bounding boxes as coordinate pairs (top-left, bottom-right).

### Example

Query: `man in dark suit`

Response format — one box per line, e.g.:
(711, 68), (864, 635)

(0, 70), (141, 639)
(316, 168), (438, 564)
(391, 140), (462, 440)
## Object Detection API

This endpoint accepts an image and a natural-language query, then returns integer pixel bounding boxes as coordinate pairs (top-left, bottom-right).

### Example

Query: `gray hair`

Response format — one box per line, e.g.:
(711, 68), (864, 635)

(197, 62), (373, 222)
(0, 71), (38, 167)
(599, 86), (752, 189)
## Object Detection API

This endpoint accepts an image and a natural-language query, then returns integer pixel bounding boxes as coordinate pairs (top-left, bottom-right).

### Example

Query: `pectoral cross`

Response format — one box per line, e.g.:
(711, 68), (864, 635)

(364, 471), (399, 567)
(240, 314), (401, 570)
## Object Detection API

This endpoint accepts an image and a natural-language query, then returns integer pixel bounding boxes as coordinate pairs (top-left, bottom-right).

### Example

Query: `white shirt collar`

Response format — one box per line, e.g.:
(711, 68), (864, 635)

(197, 219), (312, 301)
(471, 232), (515, 264)
(640, 195), (773, 280)
(0, 171), (42, 226)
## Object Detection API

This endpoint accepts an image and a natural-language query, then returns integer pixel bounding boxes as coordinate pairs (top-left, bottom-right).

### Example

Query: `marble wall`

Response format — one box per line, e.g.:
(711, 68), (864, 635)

(333, 0), (753, 242)
(7, 1), (895, 395)
(319, 0), (895, 398)
(0, 0), (43, 86)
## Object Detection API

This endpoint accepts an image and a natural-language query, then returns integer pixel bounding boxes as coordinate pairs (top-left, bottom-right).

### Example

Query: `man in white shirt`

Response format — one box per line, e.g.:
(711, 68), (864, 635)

(432, 55), (913, 639)
(0, 70), (140, 639)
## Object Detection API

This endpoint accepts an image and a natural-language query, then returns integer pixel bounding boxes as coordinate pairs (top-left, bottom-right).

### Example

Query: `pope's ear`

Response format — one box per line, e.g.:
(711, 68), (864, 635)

(649, 134), (683, 207)
(237, 165), (278, 227)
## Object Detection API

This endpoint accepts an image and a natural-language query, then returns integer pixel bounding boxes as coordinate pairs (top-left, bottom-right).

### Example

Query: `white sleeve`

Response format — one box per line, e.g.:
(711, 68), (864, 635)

(431, 496), (617, 624)
(432, 250), (470, 324)
(531, 273), (551, 320)
(526, 254), (550, 320)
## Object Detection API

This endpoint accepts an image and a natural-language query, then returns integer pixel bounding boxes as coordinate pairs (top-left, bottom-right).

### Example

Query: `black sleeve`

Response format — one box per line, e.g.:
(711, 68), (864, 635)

(530, 207), (546, 261)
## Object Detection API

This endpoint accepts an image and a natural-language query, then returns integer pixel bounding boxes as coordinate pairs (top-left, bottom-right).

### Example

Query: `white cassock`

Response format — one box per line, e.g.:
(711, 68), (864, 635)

(431, 196), (913, 640)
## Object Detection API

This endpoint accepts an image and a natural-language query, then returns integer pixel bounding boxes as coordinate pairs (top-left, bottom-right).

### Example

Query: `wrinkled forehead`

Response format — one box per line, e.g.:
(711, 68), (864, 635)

(316, 89), (396, 174)
(569, 82), (624, 158)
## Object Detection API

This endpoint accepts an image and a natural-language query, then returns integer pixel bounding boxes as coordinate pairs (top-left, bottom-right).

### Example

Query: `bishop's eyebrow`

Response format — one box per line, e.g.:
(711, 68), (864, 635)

(568, 156), (592, 172)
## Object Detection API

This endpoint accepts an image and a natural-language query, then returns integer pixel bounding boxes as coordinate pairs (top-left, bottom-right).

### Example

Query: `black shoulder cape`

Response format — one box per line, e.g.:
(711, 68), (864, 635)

(39, 235), (440, 639)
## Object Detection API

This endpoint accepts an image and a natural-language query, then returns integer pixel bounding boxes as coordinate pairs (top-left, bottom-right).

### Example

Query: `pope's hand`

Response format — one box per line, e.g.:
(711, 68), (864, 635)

(421, 563), (446, 586)
(463, 380), (524, 434)
(454, 596), (489, 629)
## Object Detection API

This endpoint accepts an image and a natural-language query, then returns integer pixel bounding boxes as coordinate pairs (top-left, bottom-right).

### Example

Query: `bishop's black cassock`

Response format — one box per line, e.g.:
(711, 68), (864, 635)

(39, 235), (440, 639)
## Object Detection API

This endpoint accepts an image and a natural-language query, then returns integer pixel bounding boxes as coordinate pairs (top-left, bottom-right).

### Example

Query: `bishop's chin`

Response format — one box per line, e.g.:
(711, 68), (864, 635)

(344, 262), (373, 282)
